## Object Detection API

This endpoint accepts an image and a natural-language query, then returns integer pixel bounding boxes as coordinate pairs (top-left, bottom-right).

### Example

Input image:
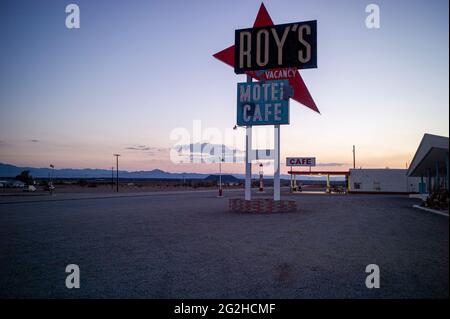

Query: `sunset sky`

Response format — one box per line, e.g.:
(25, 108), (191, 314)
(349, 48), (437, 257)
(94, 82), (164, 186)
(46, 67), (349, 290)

(0, 0), (448, 174)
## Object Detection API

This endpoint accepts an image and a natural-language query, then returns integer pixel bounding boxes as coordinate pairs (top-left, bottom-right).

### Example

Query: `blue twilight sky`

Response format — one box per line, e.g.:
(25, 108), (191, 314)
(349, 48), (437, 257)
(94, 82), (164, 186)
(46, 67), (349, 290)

(0, 0), (448, 173)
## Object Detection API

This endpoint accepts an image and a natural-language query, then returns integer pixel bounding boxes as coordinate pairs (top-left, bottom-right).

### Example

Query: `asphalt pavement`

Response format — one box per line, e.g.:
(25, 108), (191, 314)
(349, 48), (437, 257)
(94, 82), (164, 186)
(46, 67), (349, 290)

(0, 189), (448, 298)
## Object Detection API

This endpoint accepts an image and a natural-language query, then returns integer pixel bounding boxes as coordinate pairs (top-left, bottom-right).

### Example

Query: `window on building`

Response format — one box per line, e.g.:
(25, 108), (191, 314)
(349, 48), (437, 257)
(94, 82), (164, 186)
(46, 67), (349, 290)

(373, 181), (381, 191)
(354, 183), (361, 189)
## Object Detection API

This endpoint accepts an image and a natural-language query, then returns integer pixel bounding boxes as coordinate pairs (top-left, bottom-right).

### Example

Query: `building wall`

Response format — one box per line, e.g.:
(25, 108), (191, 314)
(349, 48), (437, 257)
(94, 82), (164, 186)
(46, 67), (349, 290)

(349, 169), (423, 193)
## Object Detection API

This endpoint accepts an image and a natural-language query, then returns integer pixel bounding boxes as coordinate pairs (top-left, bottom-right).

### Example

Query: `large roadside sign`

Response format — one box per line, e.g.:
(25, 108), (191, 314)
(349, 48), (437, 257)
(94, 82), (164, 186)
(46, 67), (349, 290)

(234, 21), (317, 74)
(237, 80), (290, 126)
(213, 3), (320, 202)
(286, 157), (316, 167)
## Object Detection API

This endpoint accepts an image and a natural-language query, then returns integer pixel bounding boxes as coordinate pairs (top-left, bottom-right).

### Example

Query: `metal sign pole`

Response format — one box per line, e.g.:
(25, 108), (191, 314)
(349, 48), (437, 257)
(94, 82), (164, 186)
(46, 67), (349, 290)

(245, 75), (252, 201)
(294, 171), (296, 189)
(290, 165), (293, 192)
(219, 159), (223, 197)
(274, 124), (281, 201)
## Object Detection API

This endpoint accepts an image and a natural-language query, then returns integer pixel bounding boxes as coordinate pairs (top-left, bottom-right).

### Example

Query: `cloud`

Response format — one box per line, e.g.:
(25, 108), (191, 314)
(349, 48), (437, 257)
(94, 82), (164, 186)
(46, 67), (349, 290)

(145, 147), (168, 155)
(316, 162), (348, 167)
(125, 145), (151, 151)
(125, 145), (169, 159)
(177, 143), (244, 155)
(29, 139), (40, 143)
(173, 143), (245, 163)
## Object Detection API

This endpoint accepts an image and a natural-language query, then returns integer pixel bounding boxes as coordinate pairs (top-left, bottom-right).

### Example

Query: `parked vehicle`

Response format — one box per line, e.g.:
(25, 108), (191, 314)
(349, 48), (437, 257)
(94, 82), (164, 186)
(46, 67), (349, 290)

(45, 183), (56, 192)
(22, 185), (37, 192)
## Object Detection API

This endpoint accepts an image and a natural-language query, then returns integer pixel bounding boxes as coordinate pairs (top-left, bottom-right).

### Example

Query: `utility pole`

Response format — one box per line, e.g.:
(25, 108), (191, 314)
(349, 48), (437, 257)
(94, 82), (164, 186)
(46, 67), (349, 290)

(113, 154), (120, 192)
(111, 166), (114, 190)
(353, 145), (356, 169)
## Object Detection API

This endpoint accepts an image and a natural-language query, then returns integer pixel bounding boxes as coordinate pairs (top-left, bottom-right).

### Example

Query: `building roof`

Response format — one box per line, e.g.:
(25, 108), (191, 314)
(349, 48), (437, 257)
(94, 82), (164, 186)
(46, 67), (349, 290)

(407, 133), (449, 177)
(288, 170), (349, 176)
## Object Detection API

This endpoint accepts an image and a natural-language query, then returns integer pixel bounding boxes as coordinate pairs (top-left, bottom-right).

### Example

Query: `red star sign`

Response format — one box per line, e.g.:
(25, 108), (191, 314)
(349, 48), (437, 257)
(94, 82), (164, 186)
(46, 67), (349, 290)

(213, 3), (320, 114)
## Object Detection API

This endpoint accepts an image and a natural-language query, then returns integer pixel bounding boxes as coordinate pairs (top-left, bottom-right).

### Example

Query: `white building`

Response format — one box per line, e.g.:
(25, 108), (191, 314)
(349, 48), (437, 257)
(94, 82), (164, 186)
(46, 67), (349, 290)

(349, 134), (449, 194)
(349, 169), (421, 193)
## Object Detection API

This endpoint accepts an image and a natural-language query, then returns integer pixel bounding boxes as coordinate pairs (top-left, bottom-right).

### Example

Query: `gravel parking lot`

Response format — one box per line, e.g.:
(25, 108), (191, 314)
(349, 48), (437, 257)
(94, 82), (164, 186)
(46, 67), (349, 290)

(0, 190), (448, 298)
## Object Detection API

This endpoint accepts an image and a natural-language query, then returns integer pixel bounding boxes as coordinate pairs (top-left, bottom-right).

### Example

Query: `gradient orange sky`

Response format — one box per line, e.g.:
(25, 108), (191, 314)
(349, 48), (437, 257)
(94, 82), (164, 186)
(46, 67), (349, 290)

(0, 0), (448, 174)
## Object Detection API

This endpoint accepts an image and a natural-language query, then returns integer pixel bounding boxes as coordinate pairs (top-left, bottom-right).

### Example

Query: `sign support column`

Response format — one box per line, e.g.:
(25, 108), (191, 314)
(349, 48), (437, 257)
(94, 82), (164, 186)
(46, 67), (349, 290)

(294, 172), (297, 190)
(245, 75), (252, 201)
(274, 124), (280, 201)
(290, 165), (293, 191)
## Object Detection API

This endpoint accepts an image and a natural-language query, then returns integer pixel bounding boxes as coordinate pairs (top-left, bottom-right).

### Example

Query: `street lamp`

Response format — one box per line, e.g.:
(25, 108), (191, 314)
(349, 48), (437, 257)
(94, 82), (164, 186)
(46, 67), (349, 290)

(49, 164), (54, 182)
(113, 154), (120, 192)
(258, 163), (264, 192)
(233, 124), (246, 130)
(49, 164), (55, 194)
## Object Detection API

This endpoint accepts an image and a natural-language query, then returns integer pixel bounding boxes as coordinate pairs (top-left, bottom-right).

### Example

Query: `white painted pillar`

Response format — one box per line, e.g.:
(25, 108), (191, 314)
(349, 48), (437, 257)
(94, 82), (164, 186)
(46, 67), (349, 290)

(326, 174), (330, 193)
(245, 126), (252, 200)
(274, 124), (280, 201)
(245, 75), (252, 201)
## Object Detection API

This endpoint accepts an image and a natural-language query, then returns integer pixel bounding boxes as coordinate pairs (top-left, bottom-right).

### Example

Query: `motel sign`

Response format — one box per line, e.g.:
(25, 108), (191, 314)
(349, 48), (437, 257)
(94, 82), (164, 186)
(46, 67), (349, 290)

(234, 21), (317, 74)
(237, 79), (290, 126)
(213, 3), (319, 201)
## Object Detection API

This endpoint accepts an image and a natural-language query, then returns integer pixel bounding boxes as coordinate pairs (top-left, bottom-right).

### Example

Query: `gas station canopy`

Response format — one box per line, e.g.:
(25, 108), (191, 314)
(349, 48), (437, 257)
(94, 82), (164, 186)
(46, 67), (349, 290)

(407, 133), (449, 177)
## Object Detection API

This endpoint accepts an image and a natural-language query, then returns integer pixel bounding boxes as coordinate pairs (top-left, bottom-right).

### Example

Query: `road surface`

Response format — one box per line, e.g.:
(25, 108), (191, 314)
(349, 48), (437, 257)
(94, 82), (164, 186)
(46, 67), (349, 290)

(0, 189), (448, 298)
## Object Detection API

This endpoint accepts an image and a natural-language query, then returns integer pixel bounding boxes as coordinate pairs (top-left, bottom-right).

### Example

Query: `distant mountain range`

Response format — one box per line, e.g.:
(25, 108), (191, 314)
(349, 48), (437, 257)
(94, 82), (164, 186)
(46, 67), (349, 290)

(0, 163), (206, 179)
(0, 162), (344, 181)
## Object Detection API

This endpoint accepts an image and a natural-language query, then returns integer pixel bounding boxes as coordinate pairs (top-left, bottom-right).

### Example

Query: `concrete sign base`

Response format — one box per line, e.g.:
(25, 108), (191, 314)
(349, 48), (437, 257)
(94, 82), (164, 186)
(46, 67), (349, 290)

(229, 198), (297, 213)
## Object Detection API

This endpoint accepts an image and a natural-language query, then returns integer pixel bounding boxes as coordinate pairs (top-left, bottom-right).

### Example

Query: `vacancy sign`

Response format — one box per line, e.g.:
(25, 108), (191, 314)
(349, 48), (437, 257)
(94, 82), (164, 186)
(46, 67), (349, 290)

(237, 80), (289, 126)
(286, 157), (316, 166)
(254, 67), (298, 81)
